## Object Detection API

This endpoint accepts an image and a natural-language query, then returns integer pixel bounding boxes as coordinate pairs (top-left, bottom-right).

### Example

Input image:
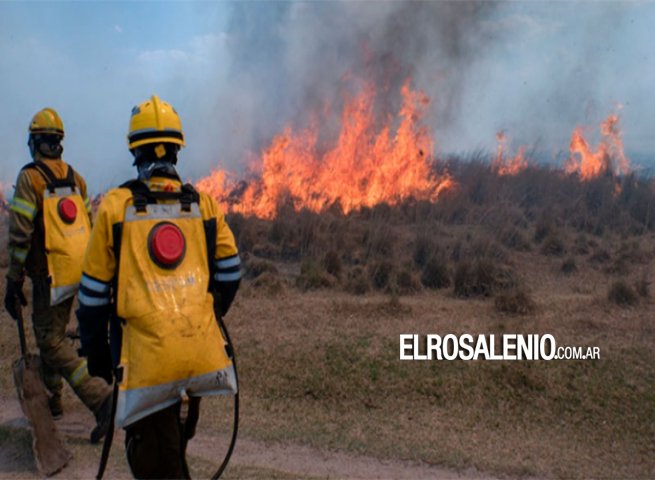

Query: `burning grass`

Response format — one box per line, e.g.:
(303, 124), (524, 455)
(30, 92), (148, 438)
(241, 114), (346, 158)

(197, 81), (453, 219)
(211, 158), (654, 477)
(220, 157), (655, 343)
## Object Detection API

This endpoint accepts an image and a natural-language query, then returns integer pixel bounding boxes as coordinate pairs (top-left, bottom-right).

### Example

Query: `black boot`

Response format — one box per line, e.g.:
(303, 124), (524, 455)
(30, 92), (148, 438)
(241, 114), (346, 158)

(48, 393), (63, 420)
(90, 394), (112, 444)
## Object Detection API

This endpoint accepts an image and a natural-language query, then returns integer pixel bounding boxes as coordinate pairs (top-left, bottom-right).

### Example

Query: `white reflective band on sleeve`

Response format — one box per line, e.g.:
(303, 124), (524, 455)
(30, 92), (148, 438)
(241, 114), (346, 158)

(78, 291), (110, 307)
(214, 271), (241, 282)
(216, 256), (240, 269)
(9, 198), (37, 220)
(81, 275), (110, 293)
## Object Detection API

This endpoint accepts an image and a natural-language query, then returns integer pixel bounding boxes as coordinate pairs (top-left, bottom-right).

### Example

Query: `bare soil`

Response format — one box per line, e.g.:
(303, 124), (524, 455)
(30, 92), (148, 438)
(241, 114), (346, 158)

(0, 395), (493, 479)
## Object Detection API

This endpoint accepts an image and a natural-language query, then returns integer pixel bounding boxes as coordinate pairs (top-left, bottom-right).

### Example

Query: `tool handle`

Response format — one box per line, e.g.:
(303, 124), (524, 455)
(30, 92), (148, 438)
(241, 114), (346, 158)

(14, 298), (27, 356)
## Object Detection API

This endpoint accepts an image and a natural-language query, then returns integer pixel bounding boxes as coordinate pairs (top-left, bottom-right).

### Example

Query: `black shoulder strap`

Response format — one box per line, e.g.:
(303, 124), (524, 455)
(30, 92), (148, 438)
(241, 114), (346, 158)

(23, 162), (76, 192)
(120, 179), (150, 212)
(120, 180), (200, 213)
(64, 164), (77, 186)
(180, 183), (200, 212)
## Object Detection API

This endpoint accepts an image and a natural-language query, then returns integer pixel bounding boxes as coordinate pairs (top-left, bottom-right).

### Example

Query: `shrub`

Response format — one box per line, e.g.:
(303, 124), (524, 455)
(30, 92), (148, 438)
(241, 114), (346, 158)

(297, 210), (323, 256)
(604, 257), (630, 276)
(296, 258), (335, 291)
(368, 261), (394, 290)
(617, 240), (650, 264)
(394, 269), (422, 295)
(540, 234), (565, 256)
(635, 274), (651, 298)
(499, 227), (531, 251)
(494, 287), (536, 315)
(589, 248), (611, 264)
(364, 224), (395, 259)
(235, 220), (258, 253)
(344, 267), (370, 295)
(322, 250), (342, 278)
(251, 272), (286, 296)
(573, 235), (593, 255)
(245, 258), (279, 279)
(453, 258), (516, 297)
(420, 255), (450, 289)
(413, 231), (438, 267)
(534, 215), (555, 243)
(251, 242), (280, 259)
(607, 280), (638, 306)
(561, 257), (577, 275)
(225, 213), (245, 241)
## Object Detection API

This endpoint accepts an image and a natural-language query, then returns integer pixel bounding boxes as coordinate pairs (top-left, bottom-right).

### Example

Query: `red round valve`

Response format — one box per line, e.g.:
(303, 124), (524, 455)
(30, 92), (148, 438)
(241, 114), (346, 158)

(148, 222), (186, 268)
(57, 198), (77, 224)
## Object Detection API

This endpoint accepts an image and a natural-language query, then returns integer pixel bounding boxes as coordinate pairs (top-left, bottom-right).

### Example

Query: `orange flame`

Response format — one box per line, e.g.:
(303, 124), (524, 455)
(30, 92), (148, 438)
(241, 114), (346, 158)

(566, 112), (630, 180)
(197, 80), (454, 218)
(492, 131), (527, 176)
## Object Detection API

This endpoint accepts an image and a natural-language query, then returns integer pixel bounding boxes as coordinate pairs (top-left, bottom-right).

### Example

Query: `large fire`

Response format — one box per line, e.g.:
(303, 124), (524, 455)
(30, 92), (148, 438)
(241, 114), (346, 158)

(492, 131), (527, 176)
(197, 81), (454, 218)
(565, 112), (630, 180)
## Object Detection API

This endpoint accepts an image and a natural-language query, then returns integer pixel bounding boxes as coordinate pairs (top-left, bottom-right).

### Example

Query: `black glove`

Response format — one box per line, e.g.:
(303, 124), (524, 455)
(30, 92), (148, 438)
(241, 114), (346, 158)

(4, 278), (28, 320)
(86, 342), (113, 385)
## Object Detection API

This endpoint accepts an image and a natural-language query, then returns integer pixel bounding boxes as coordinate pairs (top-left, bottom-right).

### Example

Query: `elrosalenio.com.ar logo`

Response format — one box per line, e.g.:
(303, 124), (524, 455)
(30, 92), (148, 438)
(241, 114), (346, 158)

(400, 334), (600, 361)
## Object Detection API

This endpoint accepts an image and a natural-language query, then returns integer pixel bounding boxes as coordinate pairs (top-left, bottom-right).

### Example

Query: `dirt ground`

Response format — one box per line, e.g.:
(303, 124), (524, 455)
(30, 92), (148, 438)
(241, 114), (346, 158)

(0, 395), (495, 480)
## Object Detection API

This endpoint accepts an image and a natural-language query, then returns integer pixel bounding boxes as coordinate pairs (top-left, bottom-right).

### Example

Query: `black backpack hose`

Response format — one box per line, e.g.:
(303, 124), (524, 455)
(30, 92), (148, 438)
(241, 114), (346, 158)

(212, 315), (239, 480)
(95, 317), (239, 479)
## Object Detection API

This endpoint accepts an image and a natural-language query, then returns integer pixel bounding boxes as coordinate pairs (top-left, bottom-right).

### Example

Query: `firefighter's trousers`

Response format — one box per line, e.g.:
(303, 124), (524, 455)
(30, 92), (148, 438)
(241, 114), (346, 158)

(125, 402), (189, 479)
(31, 275), (111, 413)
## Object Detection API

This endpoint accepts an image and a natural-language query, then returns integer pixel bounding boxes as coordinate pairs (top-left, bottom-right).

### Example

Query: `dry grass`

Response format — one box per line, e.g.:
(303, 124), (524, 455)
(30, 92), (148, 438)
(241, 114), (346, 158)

(1, 160), (654, 479)
(212, 164), (655, 478)
(219, 288), (654, 479)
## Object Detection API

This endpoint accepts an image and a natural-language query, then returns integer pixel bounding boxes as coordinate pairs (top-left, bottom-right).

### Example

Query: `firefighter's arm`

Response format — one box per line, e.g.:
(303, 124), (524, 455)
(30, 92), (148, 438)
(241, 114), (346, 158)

(202, 194), (241, 317)
(4, 172), (35, 319)
(7, 172), (37, 281)
(76, 194), (116, 383)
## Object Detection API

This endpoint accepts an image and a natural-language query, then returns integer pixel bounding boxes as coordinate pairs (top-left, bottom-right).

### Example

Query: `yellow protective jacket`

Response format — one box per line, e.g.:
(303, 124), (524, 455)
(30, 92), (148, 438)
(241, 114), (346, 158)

(8, 156), (92, 286)
(77, 175), (241, 428)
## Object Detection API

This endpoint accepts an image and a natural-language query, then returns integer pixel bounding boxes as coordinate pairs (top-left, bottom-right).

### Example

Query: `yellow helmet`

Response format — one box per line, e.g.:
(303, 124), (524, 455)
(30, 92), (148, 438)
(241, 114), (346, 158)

(29, 108), (64, 137)
(127, 95), (185, 150)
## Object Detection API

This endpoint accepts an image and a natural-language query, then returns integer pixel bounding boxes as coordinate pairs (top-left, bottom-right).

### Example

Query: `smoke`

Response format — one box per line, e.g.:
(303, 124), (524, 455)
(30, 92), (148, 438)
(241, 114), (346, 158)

(512, 3), (630, 156)
(209, 2), (655, 174)
(206, 1), (499, 171)
(3, 2), (651, 192)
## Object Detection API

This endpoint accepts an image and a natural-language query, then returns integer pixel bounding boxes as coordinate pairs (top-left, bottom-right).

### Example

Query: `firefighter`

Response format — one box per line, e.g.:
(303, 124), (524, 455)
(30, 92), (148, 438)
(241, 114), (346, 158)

(4, 107), (113, 442)
(77, 95), (241, 478)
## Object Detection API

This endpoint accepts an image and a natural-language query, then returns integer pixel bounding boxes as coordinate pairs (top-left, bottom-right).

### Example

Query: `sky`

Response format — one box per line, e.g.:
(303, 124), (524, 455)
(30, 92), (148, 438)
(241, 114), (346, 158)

(1, 1), (654, 195)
